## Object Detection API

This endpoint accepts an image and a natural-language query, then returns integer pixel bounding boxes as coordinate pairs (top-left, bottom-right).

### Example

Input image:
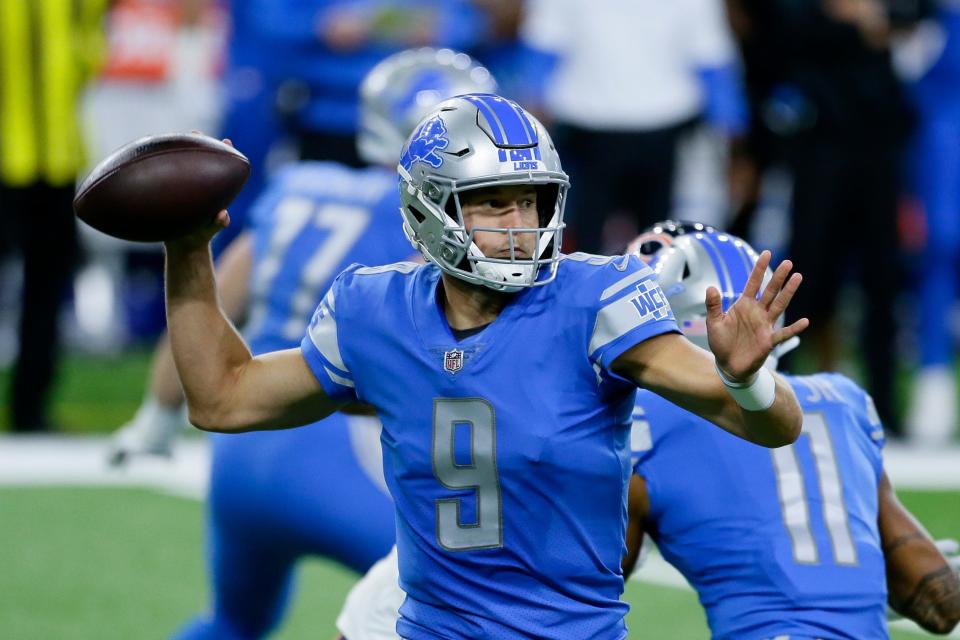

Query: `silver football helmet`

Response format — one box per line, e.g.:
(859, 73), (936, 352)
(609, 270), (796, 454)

(358, 48), (497, 166)
(650, 228), (797, 368)
(398, 93), (569, 291)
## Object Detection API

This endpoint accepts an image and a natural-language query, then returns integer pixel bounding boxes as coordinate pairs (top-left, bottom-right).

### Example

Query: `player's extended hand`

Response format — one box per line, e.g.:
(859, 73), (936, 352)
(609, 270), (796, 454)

(706, 250), (809, 382)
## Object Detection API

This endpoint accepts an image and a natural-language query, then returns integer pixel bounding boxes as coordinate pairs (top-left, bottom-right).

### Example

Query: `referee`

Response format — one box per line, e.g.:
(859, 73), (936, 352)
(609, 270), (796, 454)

(0, 0), (108, 431)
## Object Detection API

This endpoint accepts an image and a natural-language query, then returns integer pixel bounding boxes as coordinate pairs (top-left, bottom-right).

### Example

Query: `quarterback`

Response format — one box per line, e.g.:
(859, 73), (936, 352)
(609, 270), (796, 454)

(163, 95), (806, 638)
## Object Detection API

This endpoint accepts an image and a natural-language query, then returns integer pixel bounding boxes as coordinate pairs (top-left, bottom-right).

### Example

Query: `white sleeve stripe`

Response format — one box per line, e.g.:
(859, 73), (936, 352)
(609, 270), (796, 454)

(324, 366), (355, 389)
(599, 267), (653, 302)
(324, 288), (336, 312)
(308, 301), (349, 372)
(589, 296), (648, 357)
(589, 286), (671, 358)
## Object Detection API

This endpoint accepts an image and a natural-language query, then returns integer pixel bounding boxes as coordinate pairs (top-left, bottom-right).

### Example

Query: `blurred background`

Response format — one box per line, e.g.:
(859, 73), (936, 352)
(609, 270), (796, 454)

(1, 0), (959, 638)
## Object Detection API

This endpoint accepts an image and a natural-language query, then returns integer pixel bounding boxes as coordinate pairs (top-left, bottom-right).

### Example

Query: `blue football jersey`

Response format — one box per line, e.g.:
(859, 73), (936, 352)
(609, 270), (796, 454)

(633, 373), (888, 640)
(243, 161), (415, 355)
(301, 253), (679, 640)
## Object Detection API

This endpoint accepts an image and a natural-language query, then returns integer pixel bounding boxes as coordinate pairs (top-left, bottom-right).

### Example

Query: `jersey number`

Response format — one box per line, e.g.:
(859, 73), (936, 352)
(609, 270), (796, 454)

(771, 412), (857, 565)
(432, 398), (503, 551)
(248, 197), (370, 341)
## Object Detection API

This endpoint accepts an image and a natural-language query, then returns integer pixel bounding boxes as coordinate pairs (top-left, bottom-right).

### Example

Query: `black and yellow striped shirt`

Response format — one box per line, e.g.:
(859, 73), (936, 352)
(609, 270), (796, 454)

(0, 0), (108, 187)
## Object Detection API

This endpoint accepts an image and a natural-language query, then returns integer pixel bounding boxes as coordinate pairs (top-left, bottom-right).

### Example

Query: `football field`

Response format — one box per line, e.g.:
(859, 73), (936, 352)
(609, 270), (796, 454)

(1, 352), (959, 639)
(2, 439), (958, 639)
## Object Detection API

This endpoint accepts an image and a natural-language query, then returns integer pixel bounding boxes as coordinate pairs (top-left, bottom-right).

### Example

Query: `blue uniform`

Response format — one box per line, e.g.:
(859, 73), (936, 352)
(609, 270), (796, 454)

(176, 162), (413, 639)
(301, 253), (678, 639)
(246, 0), (489, 136)
(633, 373), (887, 640)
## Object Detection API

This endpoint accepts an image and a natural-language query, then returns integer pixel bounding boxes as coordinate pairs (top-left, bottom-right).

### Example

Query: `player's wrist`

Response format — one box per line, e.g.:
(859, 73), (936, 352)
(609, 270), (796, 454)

(715, 363), (757, 387)
(716, 363), (776, 411)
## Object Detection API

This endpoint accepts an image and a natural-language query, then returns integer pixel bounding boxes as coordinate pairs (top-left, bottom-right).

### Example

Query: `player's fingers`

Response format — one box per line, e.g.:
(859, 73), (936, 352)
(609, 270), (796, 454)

(767, 272), (803, 320)
(705, 286), (723, 323)
(772, 317), (809, 345)
(214, 209), (230, 228)
(759, 260), (793, 308)
(222, 138), (234, 148)
(741, 250), (771, 299)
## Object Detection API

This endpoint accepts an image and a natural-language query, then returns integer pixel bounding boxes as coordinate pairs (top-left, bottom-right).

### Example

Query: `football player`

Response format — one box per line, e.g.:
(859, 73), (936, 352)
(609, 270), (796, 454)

(332, 227), (960, 640)
(162, 90), (807, 638)
(110, 49), (497, 639)
(624, 227), (960, 638)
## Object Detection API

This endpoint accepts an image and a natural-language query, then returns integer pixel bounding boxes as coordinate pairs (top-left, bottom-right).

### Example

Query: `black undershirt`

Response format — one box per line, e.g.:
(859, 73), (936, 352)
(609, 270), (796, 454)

(451, 323), (490, 341)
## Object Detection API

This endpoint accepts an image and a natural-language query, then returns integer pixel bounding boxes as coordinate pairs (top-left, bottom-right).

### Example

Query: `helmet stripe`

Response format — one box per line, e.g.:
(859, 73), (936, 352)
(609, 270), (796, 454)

(714, 235), (752, 299)
(465, 93), (537, 147)
(697, 233), (735, 308)
(464, 94), (506, 144)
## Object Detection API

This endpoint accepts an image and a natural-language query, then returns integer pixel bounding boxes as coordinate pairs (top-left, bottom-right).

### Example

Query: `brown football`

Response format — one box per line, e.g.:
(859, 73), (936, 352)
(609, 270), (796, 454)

(73, 133), (250, 242)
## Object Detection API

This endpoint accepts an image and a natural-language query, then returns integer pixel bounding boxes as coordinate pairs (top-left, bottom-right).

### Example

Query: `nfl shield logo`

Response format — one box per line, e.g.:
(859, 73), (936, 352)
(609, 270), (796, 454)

(443, 348), (464, 374)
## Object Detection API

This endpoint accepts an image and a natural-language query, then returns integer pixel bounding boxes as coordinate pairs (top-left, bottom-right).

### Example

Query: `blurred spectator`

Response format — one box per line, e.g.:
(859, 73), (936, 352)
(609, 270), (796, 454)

(0, 0), (109, 431)
(246, 0), (492, 167)
(520, 0), (748, 254)
(729, 0), (914, 436)
(898, 0), (960, 445)
(210, 0), (285, 255)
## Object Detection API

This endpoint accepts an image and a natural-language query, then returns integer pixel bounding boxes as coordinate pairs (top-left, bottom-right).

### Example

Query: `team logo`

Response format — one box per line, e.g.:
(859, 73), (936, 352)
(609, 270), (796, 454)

(443, 348), (464, 374)
(630, 280), (671, 322)
(400, 115), (449, 171)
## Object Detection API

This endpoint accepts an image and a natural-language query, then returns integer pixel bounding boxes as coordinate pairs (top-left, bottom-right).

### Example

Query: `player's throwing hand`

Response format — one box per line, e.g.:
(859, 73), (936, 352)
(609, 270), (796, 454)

(706, 251), (808, 383)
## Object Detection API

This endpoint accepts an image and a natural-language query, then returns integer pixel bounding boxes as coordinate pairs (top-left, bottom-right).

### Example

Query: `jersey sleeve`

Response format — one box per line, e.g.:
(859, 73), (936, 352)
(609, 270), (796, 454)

(299, 273), (359, 404)
(586, 255), (680, 376)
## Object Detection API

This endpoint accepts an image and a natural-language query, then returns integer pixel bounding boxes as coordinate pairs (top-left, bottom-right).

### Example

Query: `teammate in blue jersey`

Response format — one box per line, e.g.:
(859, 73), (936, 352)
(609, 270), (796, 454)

(107, 49), (497, 639)
(162, 90), (809, 639)
(623, 227), (960, 638)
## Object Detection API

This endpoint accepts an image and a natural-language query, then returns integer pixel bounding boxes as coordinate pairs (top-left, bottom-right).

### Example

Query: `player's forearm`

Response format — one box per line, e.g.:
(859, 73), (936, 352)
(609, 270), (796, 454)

(147, 332), (186, 408)
(889, 562), (960, 634)
(732, 373), (803, 447)
(617, 336), (801, 447)
(881, 474), (960, 633)
(164, 242), (253, 430)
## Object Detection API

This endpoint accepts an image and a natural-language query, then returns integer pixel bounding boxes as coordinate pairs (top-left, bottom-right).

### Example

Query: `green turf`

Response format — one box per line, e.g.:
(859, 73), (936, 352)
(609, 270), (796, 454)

(897, 490), (960, 541)
(0, 350), (152, 433)
(0, 486), (954, 639)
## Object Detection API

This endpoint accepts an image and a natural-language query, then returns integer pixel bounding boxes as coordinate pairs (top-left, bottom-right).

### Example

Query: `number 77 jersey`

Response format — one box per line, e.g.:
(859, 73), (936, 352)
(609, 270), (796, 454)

(300, 253), (679, 640)
(633, 372), (888, 640)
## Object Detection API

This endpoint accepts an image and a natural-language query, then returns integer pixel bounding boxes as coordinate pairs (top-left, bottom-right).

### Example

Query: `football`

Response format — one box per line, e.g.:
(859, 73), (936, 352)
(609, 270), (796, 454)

(73, 133), (250, 242)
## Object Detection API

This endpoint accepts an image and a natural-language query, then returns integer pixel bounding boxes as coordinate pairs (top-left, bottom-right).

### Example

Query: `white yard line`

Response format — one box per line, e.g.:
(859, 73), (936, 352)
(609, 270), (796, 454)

(0, 434), (209, 499)
(2, 436), (958, 492)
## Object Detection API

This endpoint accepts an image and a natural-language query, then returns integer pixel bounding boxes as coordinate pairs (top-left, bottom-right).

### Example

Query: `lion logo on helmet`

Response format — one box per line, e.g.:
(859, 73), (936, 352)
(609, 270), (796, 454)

(400, 115), (449, 171)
